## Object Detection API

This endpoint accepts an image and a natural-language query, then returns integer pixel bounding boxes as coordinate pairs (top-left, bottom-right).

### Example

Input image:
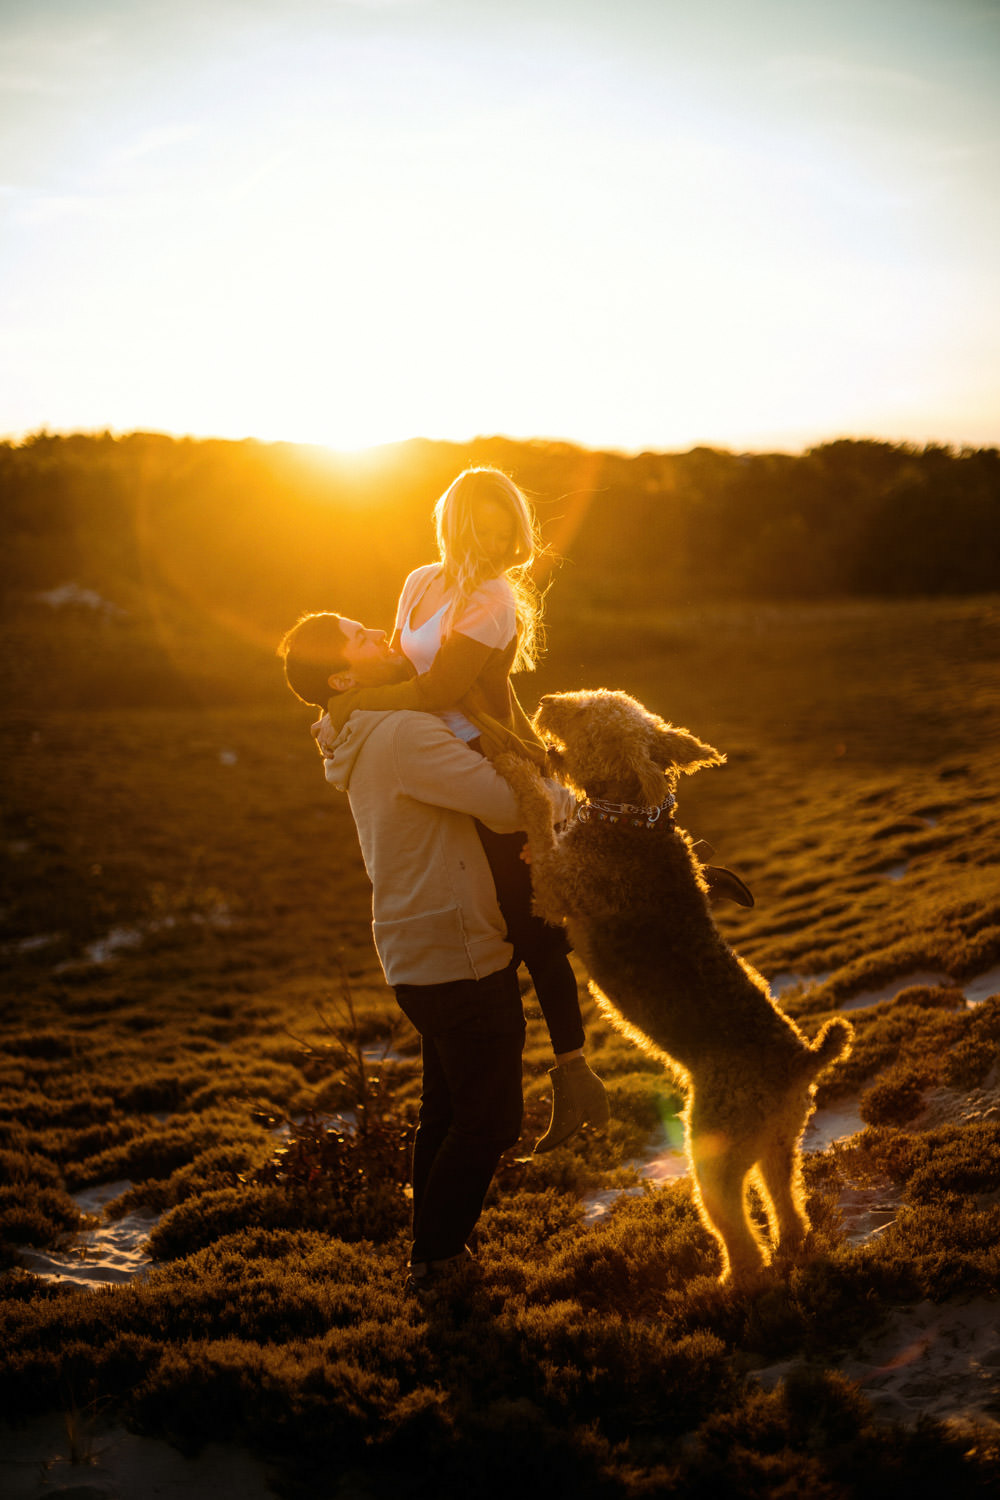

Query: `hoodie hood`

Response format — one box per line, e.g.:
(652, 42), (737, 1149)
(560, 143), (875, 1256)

(322, 710), (400, 791)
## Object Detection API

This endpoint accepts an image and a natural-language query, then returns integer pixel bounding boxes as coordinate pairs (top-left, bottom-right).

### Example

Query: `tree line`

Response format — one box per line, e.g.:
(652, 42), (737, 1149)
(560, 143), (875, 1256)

(3, 430), (997, 628)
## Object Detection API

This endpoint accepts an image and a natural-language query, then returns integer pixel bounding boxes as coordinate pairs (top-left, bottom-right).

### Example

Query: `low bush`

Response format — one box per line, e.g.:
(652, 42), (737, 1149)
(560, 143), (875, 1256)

(860, 1063), (934, 1126)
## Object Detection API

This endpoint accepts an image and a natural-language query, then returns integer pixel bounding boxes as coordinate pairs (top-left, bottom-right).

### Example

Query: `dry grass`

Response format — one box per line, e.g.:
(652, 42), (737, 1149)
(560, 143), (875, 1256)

(2, 592), (999, 1497)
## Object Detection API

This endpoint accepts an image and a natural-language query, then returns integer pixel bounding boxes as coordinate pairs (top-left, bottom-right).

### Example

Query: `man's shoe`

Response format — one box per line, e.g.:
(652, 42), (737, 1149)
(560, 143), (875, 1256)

(534, 1057), (610, 1153)
(405, 1248), (479, 1300)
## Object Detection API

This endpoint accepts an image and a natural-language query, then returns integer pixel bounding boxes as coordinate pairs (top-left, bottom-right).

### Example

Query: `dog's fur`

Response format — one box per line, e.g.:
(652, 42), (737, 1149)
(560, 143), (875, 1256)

(497, 688), (853, 1284)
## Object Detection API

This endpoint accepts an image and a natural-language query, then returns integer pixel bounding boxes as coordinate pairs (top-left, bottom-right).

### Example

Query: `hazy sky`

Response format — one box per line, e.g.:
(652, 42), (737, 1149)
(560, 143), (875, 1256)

(2, 0), (998, 452)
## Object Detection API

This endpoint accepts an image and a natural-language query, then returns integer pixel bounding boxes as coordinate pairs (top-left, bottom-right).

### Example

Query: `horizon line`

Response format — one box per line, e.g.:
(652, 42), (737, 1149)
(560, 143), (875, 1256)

(3, 422), (998, 462)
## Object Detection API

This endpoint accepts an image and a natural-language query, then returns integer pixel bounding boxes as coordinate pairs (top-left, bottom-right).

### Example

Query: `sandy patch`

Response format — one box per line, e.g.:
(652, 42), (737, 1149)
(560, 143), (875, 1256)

(18, 1182), (159, 1291)
(830, 1183), (905, 1246)
(0, 1413), (278, 1500)
(804, 1097), (867, 1152)
(581, 1188), (638, 1222)
(836, 969), (953, 1011)
(963, 964), (1000, 1007)
(5, 933), (64, 957)
(773, 962), (999, 1013)
(582, 1119), (688, 1221)
(361, 1043), (416, 1065)
(48, 907), (236, 970)
(34, 582), (126, 617)
(770, 969), (834, 996)
(751, 1298), (1000, 1432)
(915, 1057), (1000, 1133)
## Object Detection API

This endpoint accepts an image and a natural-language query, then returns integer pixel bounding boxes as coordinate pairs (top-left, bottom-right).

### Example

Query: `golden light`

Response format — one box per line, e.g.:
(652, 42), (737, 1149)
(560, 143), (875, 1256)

(2, 4), (997, 453)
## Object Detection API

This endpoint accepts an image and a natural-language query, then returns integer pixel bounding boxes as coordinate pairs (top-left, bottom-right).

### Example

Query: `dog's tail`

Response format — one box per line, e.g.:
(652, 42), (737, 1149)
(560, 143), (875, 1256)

(805, 1016), (854, 1076)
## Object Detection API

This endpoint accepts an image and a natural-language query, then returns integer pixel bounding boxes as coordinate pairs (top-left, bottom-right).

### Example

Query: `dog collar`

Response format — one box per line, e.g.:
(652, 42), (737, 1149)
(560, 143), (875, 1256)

(576, 793), (676, 830)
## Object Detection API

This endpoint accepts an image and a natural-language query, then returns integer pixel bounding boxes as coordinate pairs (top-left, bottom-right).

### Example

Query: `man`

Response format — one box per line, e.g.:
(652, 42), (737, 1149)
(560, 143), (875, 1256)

(277, 611), (574, 1294)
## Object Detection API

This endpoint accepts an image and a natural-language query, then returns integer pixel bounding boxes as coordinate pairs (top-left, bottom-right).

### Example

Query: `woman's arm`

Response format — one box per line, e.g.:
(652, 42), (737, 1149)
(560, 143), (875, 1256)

(325, 630), (494, 727)
(507, 679), (542, 744)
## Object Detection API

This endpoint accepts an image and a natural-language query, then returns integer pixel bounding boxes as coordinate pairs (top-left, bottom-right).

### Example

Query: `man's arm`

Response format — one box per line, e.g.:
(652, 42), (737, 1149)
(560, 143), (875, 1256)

(390, 714), (575, 831)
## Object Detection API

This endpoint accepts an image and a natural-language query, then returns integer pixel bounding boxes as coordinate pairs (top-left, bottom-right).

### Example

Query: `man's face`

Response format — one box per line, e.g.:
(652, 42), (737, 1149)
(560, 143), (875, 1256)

(329, 618), (406, 691)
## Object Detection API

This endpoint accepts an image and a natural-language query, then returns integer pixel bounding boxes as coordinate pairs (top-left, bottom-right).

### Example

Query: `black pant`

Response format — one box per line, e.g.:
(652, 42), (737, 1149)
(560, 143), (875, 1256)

(394, 963), (525, 1263)
(474, 820), (585, 1055)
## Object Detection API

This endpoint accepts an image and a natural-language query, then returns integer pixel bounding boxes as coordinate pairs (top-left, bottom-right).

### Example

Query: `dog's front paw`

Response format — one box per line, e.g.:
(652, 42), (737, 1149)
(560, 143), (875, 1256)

(495, 752), (550, 809)
(494, 750), (534, 783)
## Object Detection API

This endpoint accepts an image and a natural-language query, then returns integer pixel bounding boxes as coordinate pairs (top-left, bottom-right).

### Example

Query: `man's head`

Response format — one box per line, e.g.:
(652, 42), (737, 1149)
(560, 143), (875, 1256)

(277, 612), (404, 709)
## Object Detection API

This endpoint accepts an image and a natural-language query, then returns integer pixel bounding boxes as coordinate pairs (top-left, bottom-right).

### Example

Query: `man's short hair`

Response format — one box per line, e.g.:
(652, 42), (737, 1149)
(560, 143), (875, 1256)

(277, 612), (349, 709)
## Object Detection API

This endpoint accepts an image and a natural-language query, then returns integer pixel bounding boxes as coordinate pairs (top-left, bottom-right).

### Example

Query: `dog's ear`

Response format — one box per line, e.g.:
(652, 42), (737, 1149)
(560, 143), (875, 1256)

(649, 723), (725, 777)
(635, 754), (672, 805)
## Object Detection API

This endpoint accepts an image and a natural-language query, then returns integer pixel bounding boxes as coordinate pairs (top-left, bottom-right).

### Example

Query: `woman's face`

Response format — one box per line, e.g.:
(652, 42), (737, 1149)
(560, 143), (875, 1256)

(471, 496), (515, 569)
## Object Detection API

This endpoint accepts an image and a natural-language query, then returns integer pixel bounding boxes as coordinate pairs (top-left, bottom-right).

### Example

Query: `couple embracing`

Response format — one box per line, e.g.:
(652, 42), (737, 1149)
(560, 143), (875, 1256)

(278, 467), (748, 1296)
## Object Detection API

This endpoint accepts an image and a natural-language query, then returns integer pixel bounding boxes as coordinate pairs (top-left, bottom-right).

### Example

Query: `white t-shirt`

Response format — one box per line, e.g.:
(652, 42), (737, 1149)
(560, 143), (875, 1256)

(396, 565), (516, 742)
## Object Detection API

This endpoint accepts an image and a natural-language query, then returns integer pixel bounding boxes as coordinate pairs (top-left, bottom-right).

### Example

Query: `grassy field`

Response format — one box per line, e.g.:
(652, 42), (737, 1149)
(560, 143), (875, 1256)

(2, 591), (999, 1497)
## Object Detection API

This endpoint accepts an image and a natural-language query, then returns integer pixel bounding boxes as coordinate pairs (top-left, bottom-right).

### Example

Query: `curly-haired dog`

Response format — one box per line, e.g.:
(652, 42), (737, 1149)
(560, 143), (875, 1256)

(497, 689), (853, 1284)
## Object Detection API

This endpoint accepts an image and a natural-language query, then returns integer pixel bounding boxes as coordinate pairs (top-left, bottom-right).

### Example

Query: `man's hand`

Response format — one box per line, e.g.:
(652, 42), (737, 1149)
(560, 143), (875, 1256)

(311, 714), (338, 757)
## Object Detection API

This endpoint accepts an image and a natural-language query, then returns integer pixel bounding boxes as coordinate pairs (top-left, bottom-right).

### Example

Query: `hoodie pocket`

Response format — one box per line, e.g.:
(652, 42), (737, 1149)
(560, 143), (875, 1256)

(373, 906), (474, 982)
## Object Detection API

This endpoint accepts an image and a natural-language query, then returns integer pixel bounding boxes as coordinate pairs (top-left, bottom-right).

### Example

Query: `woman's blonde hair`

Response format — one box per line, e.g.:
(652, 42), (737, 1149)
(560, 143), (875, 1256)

(434, 467), (545, 670)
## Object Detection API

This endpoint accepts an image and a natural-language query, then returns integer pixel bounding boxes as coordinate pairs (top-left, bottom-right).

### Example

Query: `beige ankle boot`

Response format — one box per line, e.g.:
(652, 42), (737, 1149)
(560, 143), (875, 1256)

(534, 1057), (611, 1153)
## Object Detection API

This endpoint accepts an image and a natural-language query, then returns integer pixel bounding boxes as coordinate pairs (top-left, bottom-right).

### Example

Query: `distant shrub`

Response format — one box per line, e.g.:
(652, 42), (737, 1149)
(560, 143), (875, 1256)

(503, 1312), (733, 1447)
(128, 1335), (410, 1461)
(530, 1186), (718, 1313)
(149, 1148), (410, 1260)
(0, 1183), (80, 1249)
(781, 1362), (874, 1447)
(0, 1030), (78, 1060)
(475, 1188), (585, 1269)
(837, 1120), (1000, 1214)
(604, 1070), (683, 1133)
(50, 1116), (142, 1168)
(889, 985), (967, 1011)
(399, 1398), (621, 1500)
(818, 995), (964, 1105)
(113, 1069), (213, 1113)
(0, 1332), (163, 1424)
(944, 924), (1000, 980)
(864, 1201), (1000, 1297)
(0, 1148), (62, 1189)
(687, 1366), (1000, 1497)
(943, 998), (1000, 1089)
(148, 1185), (311, 1260)
(0, 1088), (120, 1131)
(106, 1142), (272, 1217)
(860, 1064), (933, 1126)
(68, 1115), (262, 1189)
(741, 1253), (918, 1360)
(904, 1122), (1000, 1205)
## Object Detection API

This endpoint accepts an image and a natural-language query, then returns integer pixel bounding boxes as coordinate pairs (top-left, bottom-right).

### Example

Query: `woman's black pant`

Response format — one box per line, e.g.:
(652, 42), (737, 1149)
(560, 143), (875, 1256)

(474, 820), (585, 1055)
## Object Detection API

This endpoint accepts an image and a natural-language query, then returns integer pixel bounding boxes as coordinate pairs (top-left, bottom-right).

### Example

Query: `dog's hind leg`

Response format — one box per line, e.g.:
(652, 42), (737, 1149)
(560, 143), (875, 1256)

(757, 1128), (810, 1255)
(689, 1131), (767, 1284)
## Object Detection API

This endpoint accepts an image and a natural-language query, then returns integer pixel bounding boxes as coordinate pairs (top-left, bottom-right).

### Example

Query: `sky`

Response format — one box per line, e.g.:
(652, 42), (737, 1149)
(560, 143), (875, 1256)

(1, 0), (998, 454)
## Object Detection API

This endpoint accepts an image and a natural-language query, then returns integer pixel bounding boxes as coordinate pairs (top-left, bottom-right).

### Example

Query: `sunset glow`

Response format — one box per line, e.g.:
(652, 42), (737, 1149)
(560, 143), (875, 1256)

(2, 1), (998, 453)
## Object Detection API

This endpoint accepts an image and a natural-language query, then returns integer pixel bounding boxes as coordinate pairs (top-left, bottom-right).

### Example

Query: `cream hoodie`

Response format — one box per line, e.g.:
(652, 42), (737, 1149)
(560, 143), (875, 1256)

(323, 709), (576, 987)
